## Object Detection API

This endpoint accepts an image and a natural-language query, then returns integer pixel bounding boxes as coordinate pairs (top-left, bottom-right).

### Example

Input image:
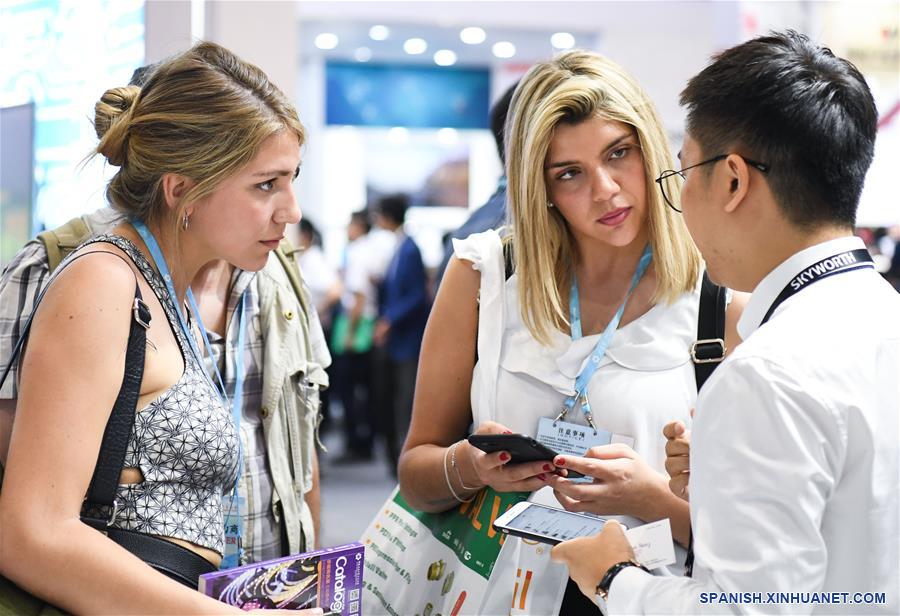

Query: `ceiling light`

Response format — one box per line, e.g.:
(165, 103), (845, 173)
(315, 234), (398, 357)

(354, 47), (373, 62)
(387, 127), (409, 144)
(551, 32), (575, 49)
(492, 41), (516, 59)
(437, 128), (459, 144)
(460, 27), (486, 45)
(369, 25), (389, 41)
(403, 37), (428, 55)
(315, 33), (339, 50)
(433, 49), (457, 66)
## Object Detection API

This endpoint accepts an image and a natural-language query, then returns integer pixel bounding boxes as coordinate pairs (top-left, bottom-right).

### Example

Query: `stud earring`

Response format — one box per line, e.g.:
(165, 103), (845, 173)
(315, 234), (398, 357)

(547, 201), (555, 209)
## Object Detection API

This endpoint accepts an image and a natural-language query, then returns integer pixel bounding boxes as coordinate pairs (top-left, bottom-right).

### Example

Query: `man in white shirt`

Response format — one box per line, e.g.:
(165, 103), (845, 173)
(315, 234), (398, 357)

(550, 30), (899, 614)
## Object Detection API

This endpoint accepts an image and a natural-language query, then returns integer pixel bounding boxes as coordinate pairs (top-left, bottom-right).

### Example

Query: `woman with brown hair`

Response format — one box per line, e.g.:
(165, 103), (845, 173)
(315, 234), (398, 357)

(0, 42), (321, 614)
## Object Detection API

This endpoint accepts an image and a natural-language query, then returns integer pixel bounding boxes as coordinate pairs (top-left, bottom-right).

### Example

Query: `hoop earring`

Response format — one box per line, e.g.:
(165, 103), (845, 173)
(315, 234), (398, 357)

(181, 213), (190, 231)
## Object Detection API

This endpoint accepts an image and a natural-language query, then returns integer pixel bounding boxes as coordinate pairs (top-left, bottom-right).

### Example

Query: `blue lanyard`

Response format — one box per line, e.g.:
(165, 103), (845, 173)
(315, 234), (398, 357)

(131, 221), (227, 402)
(218, 292), (247, 570)
(560, 244), (652, 430)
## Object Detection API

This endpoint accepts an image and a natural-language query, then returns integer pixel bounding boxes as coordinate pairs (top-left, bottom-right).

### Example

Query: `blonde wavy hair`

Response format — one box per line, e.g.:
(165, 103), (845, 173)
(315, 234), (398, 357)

(92, 41), (305, 229)
(506, 49), (701, 345)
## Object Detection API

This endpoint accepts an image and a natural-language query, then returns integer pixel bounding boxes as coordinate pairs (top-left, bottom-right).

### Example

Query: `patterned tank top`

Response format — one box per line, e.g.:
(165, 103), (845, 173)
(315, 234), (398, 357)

(79, 235), (239, 554)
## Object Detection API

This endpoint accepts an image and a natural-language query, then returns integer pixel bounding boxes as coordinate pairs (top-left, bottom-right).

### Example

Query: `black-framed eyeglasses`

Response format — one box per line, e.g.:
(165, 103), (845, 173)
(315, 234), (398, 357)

(655, 154), (770, 213)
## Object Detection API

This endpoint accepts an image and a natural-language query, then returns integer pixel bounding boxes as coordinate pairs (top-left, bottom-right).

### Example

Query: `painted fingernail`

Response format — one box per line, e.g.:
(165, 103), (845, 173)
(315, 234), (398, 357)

(555, 457), (566, 466)
(499, 452), (510, 462)
(537, 474), (547, 481)
(543, 464), (553, 472)
(503, 430), (513, 434)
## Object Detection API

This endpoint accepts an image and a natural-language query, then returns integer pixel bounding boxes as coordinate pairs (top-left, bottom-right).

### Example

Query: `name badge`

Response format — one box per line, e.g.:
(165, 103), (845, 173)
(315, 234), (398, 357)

(221, 493), (246, 569)
(535, 417), (634, 483)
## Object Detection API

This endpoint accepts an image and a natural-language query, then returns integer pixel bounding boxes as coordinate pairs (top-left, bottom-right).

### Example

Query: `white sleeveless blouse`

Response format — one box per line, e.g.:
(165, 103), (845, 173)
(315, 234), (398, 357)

(456, 230), (699, 474)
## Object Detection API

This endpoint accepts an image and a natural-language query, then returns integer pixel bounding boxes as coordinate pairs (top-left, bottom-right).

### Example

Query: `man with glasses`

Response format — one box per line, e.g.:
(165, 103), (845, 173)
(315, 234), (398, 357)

(551, 30), (899, 614)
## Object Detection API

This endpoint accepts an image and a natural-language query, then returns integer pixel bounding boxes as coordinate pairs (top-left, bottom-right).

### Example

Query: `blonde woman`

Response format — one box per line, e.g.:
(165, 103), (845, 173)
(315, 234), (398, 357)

(399, 50), (745, 614)
(0, 43), (321, 614)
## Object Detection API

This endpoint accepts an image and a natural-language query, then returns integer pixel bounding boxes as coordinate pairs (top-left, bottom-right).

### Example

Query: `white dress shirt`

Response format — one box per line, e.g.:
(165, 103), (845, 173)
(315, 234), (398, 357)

(610, 236), (900, 615)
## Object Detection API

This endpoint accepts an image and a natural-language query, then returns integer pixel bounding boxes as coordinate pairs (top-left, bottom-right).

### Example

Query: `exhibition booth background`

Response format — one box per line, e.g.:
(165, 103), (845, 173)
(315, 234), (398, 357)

(1, 0), (897, 268)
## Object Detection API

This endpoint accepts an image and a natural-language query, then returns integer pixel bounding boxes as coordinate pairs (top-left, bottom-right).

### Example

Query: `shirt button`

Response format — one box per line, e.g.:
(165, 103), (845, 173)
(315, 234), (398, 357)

(283, 310), (294, 320)
(260, 406), (270, 418)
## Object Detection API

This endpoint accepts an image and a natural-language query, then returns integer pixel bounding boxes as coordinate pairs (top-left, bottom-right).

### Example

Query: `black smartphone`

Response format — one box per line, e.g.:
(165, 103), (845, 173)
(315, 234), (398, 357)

(466, 433), (584, 477)
(468, 433), (557, 463)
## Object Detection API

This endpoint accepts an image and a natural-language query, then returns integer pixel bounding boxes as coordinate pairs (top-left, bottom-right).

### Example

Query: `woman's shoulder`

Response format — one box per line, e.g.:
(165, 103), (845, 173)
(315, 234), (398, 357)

(56, 241), (139, 291)
(26, 245), (140, 356)
(451, 228), (503, 269)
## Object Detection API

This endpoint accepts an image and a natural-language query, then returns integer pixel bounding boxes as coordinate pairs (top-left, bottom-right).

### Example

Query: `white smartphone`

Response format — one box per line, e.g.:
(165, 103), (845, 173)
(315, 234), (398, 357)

(492, 501), (616, 545)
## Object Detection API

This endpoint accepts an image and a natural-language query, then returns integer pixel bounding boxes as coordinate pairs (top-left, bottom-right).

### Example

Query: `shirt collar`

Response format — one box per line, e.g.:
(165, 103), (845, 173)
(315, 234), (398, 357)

(737, 235), (866, 340)
(228, 267), (256, 313)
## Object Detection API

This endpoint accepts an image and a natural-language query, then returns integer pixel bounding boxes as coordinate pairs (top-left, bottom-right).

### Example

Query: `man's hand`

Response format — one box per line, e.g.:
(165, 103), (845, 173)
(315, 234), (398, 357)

(373, 318), (391, 346)
(551, 520), (635, 600)
(663, 419), (691, 501)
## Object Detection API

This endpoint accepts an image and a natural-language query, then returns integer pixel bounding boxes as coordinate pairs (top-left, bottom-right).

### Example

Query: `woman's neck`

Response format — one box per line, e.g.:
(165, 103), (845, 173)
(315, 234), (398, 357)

(572, 230), (649, 291)
(143, 219), (204, 305)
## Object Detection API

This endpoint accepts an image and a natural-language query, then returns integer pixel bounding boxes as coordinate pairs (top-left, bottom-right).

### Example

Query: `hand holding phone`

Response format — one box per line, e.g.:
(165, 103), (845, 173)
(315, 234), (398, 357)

(467, 434), (585, 478)
(492, 501), (614, 545)
(467, 433), (557, 464)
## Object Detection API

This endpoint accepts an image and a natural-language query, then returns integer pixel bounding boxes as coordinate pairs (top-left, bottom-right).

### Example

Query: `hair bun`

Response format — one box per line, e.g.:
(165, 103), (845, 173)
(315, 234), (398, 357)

(94, 85), (140, 166)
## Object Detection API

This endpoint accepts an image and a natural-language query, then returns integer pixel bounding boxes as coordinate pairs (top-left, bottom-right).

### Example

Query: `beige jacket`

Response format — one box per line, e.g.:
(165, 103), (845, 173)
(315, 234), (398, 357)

(257, 248), (331, 553)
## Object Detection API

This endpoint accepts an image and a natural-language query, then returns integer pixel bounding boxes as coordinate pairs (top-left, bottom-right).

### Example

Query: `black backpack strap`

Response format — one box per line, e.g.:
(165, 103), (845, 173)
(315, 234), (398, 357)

(0, 250), (151, 530)
(693, 271), (727, 391)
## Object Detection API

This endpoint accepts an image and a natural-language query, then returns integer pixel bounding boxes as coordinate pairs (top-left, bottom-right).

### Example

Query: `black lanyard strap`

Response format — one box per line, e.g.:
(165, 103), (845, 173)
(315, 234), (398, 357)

(761, 248), (873, 326)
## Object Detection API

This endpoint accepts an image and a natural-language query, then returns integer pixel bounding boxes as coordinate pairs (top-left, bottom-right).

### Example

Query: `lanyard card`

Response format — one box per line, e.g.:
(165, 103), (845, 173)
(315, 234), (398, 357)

(221, 493), (246, 569)
(535, 417), (634, 483)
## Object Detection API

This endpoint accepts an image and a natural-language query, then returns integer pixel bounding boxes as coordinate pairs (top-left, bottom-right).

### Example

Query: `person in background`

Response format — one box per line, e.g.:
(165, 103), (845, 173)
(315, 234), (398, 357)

(373, 194), (430, 475)
(551, 30), (899, 615)
(0, 42), (325, 614)
(297, 217), (340, 433)
(297, 218), (341, 328)
(330, 210), (379, 463)
(435, 82), (518, 288)
(399, 49), (744, 615)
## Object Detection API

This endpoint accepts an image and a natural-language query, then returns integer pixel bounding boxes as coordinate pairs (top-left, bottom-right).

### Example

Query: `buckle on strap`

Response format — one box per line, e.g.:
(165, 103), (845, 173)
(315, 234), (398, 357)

(81, 498), (120, 531)
(691, 338), (726, 364)
(107, 499), (120, 525)
(133, 298), (151, 329)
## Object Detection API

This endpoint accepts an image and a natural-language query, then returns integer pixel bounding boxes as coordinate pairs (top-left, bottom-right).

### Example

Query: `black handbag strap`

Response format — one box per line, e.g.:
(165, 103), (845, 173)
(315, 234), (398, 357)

(693, 270), (727, 391)
(684, 270), (727, 578)
(0, 249), (151, 529)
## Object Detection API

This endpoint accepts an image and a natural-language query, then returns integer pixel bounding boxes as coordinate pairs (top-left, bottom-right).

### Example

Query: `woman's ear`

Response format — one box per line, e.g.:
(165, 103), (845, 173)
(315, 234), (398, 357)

(160, 173), (195, 214)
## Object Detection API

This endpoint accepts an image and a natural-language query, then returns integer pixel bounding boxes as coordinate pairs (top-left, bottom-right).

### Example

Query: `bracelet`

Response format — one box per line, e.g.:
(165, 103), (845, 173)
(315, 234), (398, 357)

(450, 441), (479, 491)
(443, 444), (474, 503)
(596, 560), (650, 601)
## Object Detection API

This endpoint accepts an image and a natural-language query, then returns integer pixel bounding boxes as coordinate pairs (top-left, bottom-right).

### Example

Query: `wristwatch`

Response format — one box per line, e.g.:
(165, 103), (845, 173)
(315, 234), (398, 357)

(596, 560), (650, 601)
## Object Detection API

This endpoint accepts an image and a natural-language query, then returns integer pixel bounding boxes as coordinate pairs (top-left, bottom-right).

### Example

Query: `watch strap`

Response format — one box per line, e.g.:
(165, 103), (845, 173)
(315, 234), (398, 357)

(596, 559), (649, 600)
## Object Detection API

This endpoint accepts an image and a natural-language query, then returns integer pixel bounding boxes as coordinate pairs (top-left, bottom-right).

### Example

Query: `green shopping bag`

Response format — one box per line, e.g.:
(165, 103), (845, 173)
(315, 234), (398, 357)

(360, 486), (529, 615)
